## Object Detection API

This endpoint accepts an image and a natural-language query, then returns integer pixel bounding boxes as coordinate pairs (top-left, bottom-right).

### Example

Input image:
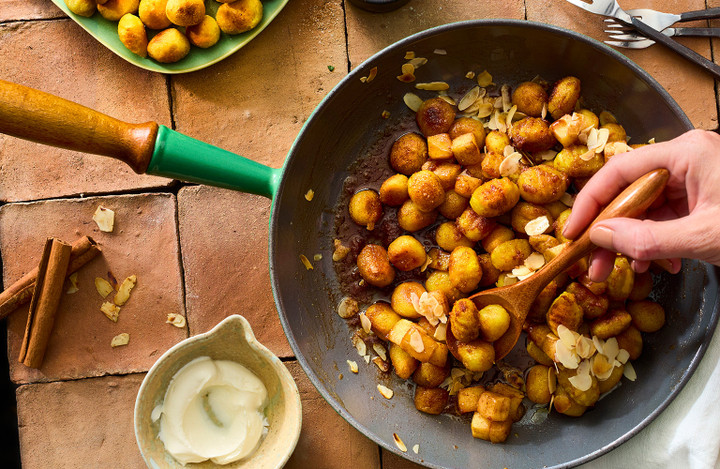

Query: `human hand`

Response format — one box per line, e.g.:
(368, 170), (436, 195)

(562, 129), (720, 281)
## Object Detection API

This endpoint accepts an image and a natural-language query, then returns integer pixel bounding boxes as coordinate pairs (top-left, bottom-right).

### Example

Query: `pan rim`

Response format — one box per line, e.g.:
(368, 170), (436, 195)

(269, 18), (707, 469)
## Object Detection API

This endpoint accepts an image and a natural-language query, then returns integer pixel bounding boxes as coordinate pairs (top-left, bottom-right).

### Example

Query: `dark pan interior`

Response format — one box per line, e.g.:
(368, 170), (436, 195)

(269, 20), (718, 469)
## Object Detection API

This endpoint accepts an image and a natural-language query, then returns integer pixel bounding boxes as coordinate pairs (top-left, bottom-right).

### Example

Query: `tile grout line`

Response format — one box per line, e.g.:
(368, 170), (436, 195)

(172, 195), (190, 340)
(341, 0), (352, 73)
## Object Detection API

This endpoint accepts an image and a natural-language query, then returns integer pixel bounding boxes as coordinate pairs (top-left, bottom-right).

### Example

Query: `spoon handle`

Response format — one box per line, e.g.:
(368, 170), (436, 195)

(536, 168), (669, 283)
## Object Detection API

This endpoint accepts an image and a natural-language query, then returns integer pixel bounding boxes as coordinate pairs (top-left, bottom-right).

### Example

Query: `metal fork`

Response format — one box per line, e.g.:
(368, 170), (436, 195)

(605, 27), (720, 49)
(603, 7), (720, 32)
(564, 0), (720, 79)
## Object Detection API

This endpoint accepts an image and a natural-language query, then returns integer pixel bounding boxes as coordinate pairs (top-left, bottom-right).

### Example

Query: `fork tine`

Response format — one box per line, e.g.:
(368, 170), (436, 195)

(606, 33), (645, 41)
(604, 39), (654, 49)
(604, 26), (635, 33)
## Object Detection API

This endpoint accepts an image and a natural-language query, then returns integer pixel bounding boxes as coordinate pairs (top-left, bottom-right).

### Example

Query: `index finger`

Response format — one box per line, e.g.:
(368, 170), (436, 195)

(562, 137), (681, 240)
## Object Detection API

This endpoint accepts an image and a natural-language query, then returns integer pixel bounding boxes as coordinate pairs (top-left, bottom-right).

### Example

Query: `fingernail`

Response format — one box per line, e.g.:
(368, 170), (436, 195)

(590, 226), (614, 249)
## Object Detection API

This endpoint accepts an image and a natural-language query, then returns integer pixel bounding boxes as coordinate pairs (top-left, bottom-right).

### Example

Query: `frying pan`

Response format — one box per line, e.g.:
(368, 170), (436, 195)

(1, 20), (718, 469)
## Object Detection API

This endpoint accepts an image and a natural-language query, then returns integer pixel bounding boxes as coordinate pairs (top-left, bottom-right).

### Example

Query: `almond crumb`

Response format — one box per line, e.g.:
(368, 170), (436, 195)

(93, 206), (115, 233)
(111, 333), (129, 348)
(393, 433), (407, 452)
(95, 277), (114, 298)
(113, 275), (137, 306)
(66, 272), (79, 294)
(166, 313), (186, 328)
(100, 302), (121, 322)
(347, 360), (359, 373)
(305, 189), (314, 201)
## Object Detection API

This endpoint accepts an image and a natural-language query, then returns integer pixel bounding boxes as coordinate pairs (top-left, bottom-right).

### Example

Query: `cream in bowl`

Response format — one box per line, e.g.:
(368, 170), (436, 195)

(135, 314), (301, 468)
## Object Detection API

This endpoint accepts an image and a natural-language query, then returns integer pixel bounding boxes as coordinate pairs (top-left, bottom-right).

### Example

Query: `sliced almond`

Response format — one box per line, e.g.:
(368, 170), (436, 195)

(433, 322), (447, 341)
(378, 384), (394, 399)
(591, 353), (614, 381)
(393, 433), (407, 452)
(403, 92), (423, 112)
(525, 216), (550, 237)
(569, 372), (593, 392)
(404, 51), (415, 59)
(623, 361), (637, 381)
(465, 71), (476, 79)
(373, 343), (387, 361)
(541, 102), (547, 120)
(407, 57), (427, 68)
(338, 297), (359, 319)
(616, 348), (630, 364)
(599, 110), (617, 126)
(92, 206), (115, 233)
(579, 148), (597, 162)
(66, 272), (80, 294)
(166, 313), (186, 328)
(554, 339), (579, 369)
(560, 192), (575, 207)
(300, 254), (313, 270)
(366, 67), (378, 83)
(524, 252), (546, 271)
(477, 103), (494, 118)
(592, 335), (605, 355)
(603, 337), (620, 362)
(313, 254), (323, 261)
(364, 355), (371, 364)
(548, 367), (557, 394)
(113, 275), (137, 306)
(459, 86), (481, 111)
(506, 104), (517, 128)
(372, 357), (390, 372)
(536, 149), (557, 161)
(499, 152), (523, 177)
(100, 302), (120, 322)
(509, 265), (532, 279)
(543, 243), (568, 262)
(575, 335), (596, 359)
(111, 333), (129, 348)
(415, 81), (450, 91)
(95, 277), (114, 298)
(476, 70), (493, 87)
(412, 444), (419, 454)
(352, 334), (367, 356)
(556, 324), (577, 349)
(501, 85), (511, 112)
(438, 95), (456, 106)
(408, 329), (425, 353)
(359, 314), (372, 334)
(347, 360), (359, 374)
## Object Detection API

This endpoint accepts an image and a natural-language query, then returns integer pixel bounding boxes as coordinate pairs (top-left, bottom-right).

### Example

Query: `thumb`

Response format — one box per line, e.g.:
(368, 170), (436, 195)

(589, 217), (696, 262)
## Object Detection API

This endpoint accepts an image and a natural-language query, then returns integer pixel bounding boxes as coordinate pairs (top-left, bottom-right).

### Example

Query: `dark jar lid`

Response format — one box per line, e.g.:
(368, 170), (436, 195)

(347, 0), (411, 13)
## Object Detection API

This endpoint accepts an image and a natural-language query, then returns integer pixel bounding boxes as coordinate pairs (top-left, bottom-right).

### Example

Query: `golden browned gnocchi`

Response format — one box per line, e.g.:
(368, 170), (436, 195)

(348, 189), (382, 230)
(138, 0), (171, 29)
(165, 0), (204, 26)
(147, 27), (190, 63)
(216, 0), (263, 34)
(334, 71), (670, 445)
(66, 0), (96, 17)
(117, 14), (148, 57)
(186, 15), (221, 48)
(97, 0), (139, 21)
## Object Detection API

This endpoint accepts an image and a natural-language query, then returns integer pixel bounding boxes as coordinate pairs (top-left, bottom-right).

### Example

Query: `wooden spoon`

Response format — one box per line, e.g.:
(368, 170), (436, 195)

(471, 168), (670, 360)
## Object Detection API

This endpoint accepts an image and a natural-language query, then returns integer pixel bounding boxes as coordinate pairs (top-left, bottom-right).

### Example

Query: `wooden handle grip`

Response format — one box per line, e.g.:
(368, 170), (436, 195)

(539, 168), (670, 282)
(0, 80), (157, 174)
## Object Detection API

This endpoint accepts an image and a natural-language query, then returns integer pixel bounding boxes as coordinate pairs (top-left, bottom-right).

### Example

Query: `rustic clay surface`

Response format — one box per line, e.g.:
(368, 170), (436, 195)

(285, 360), (381, 469)
(0, 0), (62, 21)
(0, 194), (186, 384)
(171, 0), (347, 170)
(0, 19), (172, 202)
(708, 0), (720, 108)
(383, 450), (427, 469)
(528, 0), (718, 130)
(15, 374), (145, 468)
(177, 185), (292, 357)
(346, 0), (526, 68)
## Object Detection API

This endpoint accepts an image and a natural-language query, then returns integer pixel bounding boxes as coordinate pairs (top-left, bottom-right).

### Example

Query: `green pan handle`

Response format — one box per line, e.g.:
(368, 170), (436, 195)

(149, 126), (281, 199)
(0, 80), (281, 200)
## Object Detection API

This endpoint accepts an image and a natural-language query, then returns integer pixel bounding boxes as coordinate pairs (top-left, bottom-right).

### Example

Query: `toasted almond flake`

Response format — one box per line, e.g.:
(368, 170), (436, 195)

(555, 339), (580, 369)
(499, 152), (523, 177)
(393, 433), (407, 452)
(623, 362), (637, 381)
(100, 302), (121, 322)
(524, 252), (546, 270)
(541, 102), (547, 120)
(498, 275), (518, 287)
(433, 322), (447, 341)
(501, 85), (511, 112)
(525, 216), (550, 237)
(333, 239), (350, 261)
(603, 337), (620, 362)
(305, 189), (314, 201)
(495, 110), (507, 132)
(592, 335), (605, 355)
(510, 265), (532, 279)
(364, 354), (371, 364)
(560, 192), (575, 207)
(313, 254), (323, 262)
(503, 145), (515, 158)
(420, 254), (432, 272)
(113, 275), (137, 306)
(569, 372), (593, 392)
(408, 329), (425, 353)
(381, 110), (391, 119)
(579, 148), (597, 162)
(438, 95), (456, 106)
(413, 291), (447, 326)
(338, 297), (359, 319)
(537, 149), (557, 161)
(477, 103), (494, 118)
(403, 92), (423, 112)
(575, 335), (596, 359)
(93, 206), (115, 233)
(359, 313), (372, 334)
(599, 110), (617, 126)
(543, 243), (568, 262)
(433, 48), (447, 55)
(617, 348), (630, 364)
(557, 325), (577, 350)
(347, 360), (359, 373)
(407, 57), (428, 68)
(577, 358), (591, 376)
(66, 272), (79, 294)
(360, 76), (368, 83)
(517, 271), (535, 281)
(300, 254), (313, 270)
(459, 86), (481, 111)
(477, 70), (493, 87)
(506, 105), (517, 128)
(548, 367), (557, 394)
(166, 313), (186, 328)
(404, 51), (415, 59)
(648, 137), (656, 144)
(494, 96), (504, 109)
(412, 444), (419, 454)
(367, 67), (378, 83)
(401, 63), (414, 75)
(373, 343), (388, 361)
(378, 384), (394, 399)
(372, 357), (390, 372)
(465, 71), (476, 79)
(415, 81), (450, 91)
(111, 333), (129, 348)
(95, 277), (114, 298)
(352, 335), (367, 356)
(591, 353), (614, 380)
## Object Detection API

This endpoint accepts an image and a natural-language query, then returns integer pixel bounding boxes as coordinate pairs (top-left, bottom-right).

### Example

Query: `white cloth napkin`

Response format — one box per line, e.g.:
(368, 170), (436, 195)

(580, 325), (720, 469)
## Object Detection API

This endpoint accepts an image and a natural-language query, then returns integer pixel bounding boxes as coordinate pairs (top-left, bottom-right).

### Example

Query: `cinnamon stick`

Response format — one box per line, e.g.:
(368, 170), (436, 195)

(19, 238), (72, 368)
(0, 235), (99, 320)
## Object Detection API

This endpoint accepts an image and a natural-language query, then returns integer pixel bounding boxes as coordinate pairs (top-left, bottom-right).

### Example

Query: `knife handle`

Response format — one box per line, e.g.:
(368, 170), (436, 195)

(680, 7), (720, 22)
(671, 27), (720, 38)
(631, 17), (720, 81)
(0, 79), (157, 174)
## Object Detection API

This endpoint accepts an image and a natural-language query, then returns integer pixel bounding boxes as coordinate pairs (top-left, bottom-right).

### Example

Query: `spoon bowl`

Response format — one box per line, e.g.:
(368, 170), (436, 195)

(470, 168), (670, 360)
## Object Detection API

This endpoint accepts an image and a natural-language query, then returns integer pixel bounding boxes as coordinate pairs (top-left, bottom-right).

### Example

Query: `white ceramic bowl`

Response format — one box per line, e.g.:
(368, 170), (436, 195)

(134, 315), (302, 468)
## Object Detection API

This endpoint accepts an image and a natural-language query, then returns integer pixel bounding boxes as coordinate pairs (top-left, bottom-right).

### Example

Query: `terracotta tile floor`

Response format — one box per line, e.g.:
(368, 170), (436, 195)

(0, 0), (718, 467)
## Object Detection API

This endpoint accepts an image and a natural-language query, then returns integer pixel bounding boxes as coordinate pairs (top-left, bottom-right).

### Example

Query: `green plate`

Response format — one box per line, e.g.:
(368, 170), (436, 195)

(50, 0), (290, 74)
